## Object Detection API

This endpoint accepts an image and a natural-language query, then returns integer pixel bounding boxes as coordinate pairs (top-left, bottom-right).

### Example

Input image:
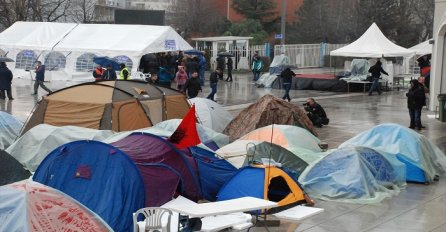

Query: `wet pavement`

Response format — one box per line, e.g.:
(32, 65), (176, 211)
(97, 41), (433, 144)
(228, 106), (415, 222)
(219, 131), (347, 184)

(2, 69), (446, 232)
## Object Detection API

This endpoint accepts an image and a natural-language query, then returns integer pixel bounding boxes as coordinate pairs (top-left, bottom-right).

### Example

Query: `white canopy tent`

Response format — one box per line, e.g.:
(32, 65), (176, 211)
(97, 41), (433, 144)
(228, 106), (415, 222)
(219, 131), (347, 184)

(330, 23), (414, 58)
(0, 21), (193, 81)
(409, 40), (433, 56)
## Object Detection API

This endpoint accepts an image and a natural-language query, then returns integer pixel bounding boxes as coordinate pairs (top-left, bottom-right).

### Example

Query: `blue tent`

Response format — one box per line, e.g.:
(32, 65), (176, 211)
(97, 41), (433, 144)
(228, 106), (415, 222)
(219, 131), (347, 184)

(217, 166), (310, 213)
(340, 123), (446, 183)
(299, 146), (406, 204)
(33, 140), (145, 232)
(189, 146), (237, 201)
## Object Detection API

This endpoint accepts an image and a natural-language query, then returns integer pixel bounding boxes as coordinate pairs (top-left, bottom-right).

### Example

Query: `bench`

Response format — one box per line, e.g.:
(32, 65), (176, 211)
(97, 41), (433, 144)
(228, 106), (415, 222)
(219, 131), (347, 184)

(346, 79), (388, 93)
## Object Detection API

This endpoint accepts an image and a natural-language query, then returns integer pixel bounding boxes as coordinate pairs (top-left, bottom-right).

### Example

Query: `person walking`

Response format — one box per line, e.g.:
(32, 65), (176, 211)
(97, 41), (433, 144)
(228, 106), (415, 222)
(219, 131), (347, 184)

(0, 62), (13, 100)
(32, 61), (52, 95)
(225, 57), (233, 82)
(368, 60), (388, 96)
(216, 56), (225, 80)
(406, 79), (426, 130)
(207, 68), (221, 101)
(198, 54), (206, 86)
(183, 71), (202, 99)
(280, 67), (295, 102)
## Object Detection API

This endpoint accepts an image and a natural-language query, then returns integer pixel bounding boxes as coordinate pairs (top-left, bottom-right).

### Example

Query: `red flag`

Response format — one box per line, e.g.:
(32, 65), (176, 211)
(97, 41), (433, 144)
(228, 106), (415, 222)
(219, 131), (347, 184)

(169, 105), (201, 149)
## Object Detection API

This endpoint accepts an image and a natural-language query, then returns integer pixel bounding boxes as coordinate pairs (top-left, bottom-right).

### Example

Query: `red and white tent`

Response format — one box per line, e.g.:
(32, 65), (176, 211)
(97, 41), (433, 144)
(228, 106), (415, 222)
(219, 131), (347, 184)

(0, 180), (112, 231)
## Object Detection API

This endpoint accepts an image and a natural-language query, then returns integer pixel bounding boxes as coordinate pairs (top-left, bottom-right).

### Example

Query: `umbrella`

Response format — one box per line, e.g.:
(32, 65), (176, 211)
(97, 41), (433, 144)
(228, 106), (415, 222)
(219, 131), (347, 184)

(184, 49), (204, 56)
(0, 57), (14, 62)
(93, 56), (120, 70)
(217, 52), (234, 57)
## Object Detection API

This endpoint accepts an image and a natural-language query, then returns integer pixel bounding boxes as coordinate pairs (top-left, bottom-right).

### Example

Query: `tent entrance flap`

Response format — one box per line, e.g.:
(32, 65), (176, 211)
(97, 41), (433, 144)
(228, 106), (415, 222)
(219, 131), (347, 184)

(44, 100), (105, 129)
(268, 176), (292, 202)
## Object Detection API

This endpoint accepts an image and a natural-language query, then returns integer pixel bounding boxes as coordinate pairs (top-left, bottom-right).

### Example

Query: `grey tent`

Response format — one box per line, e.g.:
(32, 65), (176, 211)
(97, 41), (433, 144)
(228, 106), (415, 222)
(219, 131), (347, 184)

(0, 149), (31, 186)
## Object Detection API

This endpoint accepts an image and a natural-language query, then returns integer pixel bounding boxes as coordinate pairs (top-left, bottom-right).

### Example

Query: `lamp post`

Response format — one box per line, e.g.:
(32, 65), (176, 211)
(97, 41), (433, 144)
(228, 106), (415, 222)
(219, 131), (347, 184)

(280, 0), (287, 46)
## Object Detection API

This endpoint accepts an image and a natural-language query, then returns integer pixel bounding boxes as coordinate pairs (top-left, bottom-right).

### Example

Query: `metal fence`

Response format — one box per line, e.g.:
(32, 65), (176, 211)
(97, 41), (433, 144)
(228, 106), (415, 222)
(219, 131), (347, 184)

(195, 43), (347, 69)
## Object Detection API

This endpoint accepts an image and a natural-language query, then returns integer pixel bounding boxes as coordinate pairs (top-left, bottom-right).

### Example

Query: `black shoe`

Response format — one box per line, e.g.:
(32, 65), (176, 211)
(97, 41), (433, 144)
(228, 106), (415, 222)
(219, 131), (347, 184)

(8, 98), (14, 100)
(368, 93), (372, 96)
(378, 92), (382, 95)
(31, 93), (37, 95)
(409, 126), (415, 129)
(287, 98), (291, 102)
(0, 98), (5, 100)
(416, 127), (422, 130)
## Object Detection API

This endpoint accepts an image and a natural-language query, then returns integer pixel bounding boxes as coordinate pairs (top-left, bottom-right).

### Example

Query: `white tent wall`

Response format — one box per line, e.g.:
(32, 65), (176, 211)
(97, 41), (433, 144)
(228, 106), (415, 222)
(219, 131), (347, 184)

(0, 22), (193, 81)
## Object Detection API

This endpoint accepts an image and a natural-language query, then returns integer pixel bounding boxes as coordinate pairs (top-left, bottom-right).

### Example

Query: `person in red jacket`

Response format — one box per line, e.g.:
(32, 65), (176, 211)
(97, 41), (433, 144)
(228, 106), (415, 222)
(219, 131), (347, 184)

(93, 64), (105, 81)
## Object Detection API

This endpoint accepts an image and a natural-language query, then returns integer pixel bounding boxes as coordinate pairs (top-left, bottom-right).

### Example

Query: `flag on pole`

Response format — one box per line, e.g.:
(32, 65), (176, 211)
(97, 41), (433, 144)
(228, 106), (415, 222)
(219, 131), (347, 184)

(168, 104), (201, 149)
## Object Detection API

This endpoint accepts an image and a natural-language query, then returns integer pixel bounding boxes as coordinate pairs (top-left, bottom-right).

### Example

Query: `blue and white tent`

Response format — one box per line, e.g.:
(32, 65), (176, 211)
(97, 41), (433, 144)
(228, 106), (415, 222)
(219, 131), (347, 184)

(340, 123), (446, 183)
(299, 146), (406, 204)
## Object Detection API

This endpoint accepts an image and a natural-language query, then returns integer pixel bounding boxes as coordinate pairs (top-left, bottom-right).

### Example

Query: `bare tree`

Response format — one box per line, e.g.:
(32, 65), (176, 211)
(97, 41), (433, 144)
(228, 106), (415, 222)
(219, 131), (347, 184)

(69, 0), (96, 23)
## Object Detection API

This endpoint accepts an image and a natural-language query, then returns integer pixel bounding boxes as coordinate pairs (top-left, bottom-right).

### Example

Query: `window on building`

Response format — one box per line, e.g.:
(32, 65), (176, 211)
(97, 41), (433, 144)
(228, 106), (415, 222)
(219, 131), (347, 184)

(44, 52), (66, 70)
(15, 50), (37, 70)
(113, 55), (133, 71)
(76, 53), (97, 72)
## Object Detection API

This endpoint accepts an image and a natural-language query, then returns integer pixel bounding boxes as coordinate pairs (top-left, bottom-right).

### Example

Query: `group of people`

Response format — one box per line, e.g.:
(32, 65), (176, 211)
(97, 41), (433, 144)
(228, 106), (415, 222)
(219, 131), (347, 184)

(93, 63), (130, 82)
(367, 59), (430, 130)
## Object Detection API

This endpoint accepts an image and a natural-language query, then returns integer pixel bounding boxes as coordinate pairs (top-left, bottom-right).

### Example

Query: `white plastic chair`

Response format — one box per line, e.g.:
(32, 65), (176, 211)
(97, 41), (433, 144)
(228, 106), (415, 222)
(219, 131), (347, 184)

(133, 207), (173, 232)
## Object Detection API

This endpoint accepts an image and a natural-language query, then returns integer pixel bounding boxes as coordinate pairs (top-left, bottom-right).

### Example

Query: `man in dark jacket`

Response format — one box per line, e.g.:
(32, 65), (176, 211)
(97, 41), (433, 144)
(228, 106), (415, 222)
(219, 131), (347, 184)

(216, 56), (225, 80)
(304, 98), (329, 127)
(183, 71), (202, 98)
(32, 61), (52, 95)
(368, 60), (388, 96)
(207, 68), (221, 101)
(406, 79), (426, 130)
(225, 57), (233, 82)
(280, 68), (295, 102)
(101, 65), (117, 80)
(0, 62), (13, 100)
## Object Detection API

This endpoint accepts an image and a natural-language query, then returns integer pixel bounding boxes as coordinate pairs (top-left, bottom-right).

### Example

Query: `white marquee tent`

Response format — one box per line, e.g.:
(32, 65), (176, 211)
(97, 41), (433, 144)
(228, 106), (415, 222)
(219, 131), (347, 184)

(330, 23), (414, 58)
(409, 40), (433, 56)
(0, 21), (193, 81)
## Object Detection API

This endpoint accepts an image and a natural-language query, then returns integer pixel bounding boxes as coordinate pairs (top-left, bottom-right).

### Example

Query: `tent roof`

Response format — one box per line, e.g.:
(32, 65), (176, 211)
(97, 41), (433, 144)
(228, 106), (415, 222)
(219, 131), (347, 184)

(192, 36), (253, 42)
(330, 23), (414, 58)
(409, 40), (433, 56)
(0, 22), (193, 56)
(0, 21), (77, 50)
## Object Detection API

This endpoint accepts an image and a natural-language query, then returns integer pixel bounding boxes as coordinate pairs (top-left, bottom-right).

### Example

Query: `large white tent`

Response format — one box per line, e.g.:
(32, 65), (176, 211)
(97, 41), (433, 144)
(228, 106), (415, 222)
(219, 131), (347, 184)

(409, 40), (433, 56)
(0, 21), (193, 81)
(330, 23), (414, 58)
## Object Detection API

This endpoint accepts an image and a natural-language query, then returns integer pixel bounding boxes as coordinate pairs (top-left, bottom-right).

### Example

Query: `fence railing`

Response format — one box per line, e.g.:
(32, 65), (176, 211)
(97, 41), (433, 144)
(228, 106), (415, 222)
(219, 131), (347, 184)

(195, 43), (347, 69)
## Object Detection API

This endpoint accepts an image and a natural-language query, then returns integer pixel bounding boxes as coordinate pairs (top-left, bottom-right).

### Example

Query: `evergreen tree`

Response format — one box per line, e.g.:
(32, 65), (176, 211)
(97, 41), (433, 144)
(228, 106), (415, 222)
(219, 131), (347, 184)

(231, 0), (279, 33)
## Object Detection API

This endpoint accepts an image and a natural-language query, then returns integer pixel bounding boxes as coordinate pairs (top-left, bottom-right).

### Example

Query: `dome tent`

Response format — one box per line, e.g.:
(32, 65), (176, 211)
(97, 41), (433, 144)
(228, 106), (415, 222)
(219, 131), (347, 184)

(340, 123), (446, 183)
(21, 82), (151, 135)
(0, 149), (31, 186)
(189, 97), (233, 133)
(223, 94), (316, 141)
(33, 140), (145, 232)
(0, 180), (112, 231)
(0, 111), (22, 150)
(299, 146), (406, 204)
(218, 165), (312, 213)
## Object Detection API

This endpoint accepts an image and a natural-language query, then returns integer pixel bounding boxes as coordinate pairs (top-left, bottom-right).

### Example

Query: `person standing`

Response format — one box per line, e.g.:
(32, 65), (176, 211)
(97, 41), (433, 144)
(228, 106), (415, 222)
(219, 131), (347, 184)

(207, 68), (221, 101)
(368, 60), (388, 96)
(158, 66), (173, 88)
(198, 54), (206, 86)
(102, 64), (117, 80)
(118, 63), (130, 80)
(175, 66), (188, 92)
(93, 64), (105, 81)
(251, 54), (263, 81)
(406, 79), (426, 130)
(225, 57), (233, 82)
(280, 68), (295, 102)
(216, 56), (225, 80)
(0, 62), (13, 100)
(183, 71), (202, 99)
(32, 61), (52, 95)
